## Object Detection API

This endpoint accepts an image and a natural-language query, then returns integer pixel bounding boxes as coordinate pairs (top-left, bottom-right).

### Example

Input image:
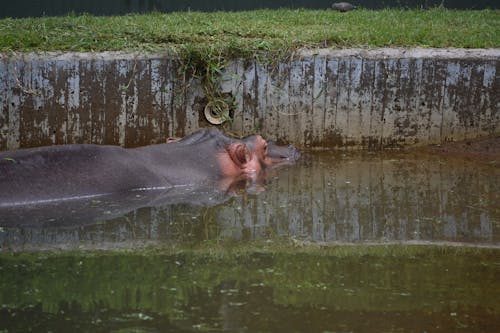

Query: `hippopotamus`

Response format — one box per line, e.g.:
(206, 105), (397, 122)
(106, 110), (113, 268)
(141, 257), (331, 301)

(0, 128), (300, 209)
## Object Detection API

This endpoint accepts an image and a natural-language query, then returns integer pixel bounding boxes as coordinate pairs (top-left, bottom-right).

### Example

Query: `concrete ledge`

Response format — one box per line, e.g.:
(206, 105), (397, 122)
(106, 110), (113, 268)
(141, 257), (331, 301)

(1, 48), (499, 150)
(299, 48), (500, 60)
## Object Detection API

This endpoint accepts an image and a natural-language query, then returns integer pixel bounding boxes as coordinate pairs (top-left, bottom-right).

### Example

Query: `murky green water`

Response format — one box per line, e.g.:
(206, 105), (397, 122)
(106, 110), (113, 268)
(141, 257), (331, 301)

(1, 151), (499, 332)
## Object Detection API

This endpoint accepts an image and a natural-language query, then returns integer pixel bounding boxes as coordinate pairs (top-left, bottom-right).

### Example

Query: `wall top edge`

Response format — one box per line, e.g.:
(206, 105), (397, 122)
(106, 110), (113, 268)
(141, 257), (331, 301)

(297, 47), (500, 60)
(0, 51), (177, 62)
(1, 47), (499, 62)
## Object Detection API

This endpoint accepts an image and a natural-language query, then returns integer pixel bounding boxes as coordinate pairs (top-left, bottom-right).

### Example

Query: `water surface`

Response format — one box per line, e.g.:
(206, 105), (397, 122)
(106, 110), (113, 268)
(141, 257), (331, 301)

(1, 151), (499, 333)
(1, 247), (499, 333)
(1, 151), (498, 249)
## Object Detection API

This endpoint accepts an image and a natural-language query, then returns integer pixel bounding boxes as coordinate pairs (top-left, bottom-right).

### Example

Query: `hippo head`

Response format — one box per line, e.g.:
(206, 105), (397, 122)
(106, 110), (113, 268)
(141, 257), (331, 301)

(167, 128), (300, 193)
(242, 135), (300, 169)
(218, 134), (300, 192)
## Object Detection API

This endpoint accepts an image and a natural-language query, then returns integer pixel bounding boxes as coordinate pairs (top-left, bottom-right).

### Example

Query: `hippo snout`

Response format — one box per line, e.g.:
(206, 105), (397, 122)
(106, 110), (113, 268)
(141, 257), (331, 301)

(266, 143), (301, 165)
(278, 144), (301, 161)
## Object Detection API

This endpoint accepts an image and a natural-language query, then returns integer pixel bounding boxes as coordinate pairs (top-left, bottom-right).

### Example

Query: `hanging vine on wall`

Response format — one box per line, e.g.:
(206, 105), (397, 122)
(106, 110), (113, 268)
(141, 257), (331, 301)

(178, 45), (236, 127)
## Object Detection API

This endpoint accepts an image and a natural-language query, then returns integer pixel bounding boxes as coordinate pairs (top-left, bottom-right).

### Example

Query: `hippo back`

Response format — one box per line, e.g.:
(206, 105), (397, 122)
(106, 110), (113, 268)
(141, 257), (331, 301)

(131, 128), (232, 186)
(0, 144), (169, 207)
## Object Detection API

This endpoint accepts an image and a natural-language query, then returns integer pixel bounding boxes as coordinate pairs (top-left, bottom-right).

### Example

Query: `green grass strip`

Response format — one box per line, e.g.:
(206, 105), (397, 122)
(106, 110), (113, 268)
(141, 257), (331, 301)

(1, 9), (499, 56)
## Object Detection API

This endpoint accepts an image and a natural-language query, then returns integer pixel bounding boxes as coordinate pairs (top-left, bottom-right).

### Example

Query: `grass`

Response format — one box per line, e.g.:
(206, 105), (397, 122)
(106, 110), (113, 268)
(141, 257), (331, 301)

(0, 9), (498, 58)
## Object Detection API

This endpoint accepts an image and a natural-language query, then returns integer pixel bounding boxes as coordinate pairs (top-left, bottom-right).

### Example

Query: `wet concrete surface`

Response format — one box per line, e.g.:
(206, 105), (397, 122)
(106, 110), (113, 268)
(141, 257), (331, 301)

(415, 135), (500, 162)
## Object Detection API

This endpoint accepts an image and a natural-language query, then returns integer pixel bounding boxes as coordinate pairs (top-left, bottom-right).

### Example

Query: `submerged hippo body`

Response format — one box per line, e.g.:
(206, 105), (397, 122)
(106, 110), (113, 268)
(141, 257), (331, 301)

(0, 128), (299, 208)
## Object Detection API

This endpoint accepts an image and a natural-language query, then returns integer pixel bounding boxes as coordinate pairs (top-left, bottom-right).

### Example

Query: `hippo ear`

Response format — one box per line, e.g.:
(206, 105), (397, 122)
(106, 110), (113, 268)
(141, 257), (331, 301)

(227, 143), (251, 167)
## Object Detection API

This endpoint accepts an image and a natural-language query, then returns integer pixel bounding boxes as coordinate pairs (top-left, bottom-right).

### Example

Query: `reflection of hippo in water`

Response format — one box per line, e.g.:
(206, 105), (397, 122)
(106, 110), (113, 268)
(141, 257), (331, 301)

(0, 128), (300, 208)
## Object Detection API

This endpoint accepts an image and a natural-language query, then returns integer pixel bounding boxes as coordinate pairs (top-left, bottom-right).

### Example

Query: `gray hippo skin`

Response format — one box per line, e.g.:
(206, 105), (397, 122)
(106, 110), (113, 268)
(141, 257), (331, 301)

(0, 128), (300, 208)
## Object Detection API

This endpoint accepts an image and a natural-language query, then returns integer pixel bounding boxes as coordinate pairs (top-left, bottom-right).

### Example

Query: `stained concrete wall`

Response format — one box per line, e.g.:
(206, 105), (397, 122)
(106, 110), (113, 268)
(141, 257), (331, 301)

(0, 48), (499, 150)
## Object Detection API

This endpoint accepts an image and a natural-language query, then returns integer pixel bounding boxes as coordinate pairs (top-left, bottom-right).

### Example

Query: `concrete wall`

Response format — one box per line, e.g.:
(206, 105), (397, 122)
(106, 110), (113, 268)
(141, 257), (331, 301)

(1, 48), (499, 150)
